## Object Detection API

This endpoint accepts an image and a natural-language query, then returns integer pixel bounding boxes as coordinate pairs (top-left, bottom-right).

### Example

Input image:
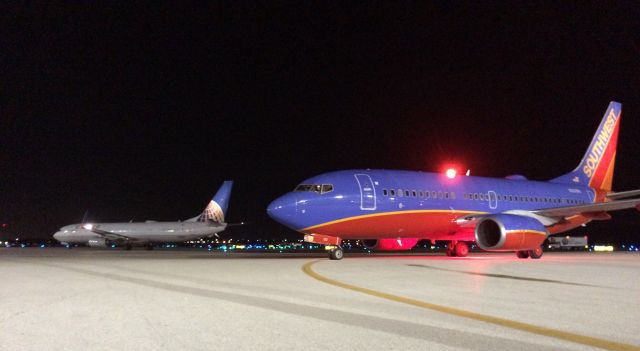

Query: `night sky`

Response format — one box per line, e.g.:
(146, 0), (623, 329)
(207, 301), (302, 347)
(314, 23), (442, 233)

(3, 3), (640, 243)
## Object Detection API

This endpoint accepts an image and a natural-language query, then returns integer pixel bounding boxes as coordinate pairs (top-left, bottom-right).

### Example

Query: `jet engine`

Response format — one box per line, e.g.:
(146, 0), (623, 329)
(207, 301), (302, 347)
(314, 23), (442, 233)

(475, 214), (547, 251)
(87, 238), (109, 247)
(362, 238), (419, 251)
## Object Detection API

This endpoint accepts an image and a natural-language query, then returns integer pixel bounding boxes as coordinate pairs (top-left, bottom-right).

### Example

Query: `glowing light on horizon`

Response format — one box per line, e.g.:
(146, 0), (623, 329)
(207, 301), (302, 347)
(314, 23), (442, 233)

(446, 168), (457, 179)
(594, 245), (614, 252)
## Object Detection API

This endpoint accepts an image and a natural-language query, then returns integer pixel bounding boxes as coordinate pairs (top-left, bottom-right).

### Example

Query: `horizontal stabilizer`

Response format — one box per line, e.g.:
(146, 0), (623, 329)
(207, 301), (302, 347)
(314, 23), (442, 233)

(607, 189), (640, 200)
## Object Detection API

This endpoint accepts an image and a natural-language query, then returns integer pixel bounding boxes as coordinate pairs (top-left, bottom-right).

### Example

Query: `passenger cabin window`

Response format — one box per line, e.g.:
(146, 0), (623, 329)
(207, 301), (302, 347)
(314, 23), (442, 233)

(383, 189), (388, 196)
(405, 190), (410, 197)
(390, 189), (396, 196)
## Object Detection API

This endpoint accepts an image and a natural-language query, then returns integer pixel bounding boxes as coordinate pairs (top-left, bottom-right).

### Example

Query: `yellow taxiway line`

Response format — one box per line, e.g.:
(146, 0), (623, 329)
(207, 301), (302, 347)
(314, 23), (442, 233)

(302, 260), (639, 351)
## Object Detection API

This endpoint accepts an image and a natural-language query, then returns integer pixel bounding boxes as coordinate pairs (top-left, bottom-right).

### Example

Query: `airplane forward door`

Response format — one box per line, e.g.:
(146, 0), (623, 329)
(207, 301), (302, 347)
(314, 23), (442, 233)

(354, 174), (376, 210)
(488, 190), (498, 209)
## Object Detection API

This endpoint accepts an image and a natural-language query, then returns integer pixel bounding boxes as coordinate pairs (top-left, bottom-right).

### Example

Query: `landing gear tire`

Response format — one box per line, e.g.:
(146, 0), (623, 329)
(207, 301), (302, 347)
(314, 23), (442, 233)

(528, 246), (543, 259)
(446, 242), (456, 257)
(516, 250), (530, 259)
(454, 242), (469, 257)
(329, 247), (344, 260)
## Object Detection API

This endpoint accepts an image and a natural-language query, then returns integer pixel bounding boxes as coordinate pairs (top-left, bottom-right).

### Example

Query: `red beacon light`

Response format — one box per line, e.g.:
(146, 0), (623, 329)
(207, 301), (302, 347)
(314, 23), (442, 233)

(445, 168), (457, 179)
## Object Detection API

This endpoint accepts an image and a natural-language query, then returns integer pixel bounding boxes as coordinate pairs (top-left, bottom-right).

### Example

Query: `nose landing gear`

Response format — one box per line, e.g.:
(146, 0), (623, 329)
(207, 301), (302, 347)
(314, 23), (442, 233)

(329, 247), (344, 260)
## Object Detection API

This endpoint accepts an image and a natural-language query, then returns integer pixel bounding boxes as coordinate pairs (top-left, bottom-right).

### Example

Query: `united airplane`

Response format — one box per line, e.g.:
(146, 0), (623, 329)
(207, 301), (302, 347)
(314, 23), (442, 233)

(267, 102), (640, 260)
(53, 181), (233, 249)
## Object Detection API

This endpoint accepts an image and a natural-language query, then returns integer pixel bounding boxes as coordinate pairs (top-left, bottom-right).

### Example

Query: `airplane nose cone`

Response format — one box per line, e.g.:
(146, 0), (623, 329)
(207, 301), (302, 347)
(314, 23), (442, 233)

(53, 231), (62, 241)
(267, 193), (298, 228)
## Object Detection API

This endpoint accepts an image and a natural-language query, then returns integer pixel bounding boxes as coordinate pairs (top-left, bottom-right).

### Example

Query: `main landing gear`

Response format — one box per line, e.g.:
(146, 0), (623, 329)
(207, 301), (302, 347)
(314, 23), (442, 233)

(329, 247), (344, 260)
(446, 241), (469, 257)
(516, 246), (543, 259)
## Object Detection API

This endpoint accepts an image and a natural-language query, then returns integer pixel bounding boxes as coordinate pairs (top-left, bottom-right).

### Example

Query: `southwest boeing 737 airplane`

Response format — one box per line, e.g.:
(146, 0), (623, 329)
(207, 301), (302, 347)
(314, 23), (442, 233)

(53, 181), (233, 249)
(268, 102), (640, 260)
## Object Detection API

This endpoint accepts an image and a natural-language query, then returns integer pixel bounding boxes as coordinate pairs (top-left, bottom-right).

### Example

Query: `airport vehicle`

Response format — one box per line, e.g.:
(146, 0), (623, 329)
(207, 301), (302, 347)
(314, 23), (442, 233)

(267, 102), (640, 260)
(53, 181), (233, 249)
(547, 236), (588, 250)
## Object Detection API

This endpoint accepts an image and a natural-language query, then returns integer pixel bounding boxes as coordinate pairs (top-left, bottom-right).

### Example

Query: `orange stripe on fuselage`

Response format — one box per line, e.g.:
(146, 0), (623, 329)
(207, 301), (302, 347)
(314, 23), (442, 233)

(300, 210), (484, 239)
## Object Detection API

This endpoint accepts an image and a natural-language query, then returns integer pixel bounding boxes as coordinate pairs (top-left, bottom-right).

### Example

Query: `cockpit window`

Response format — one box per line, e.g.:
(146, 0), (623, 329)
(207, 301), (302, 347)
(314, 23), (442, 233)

(321, 184), (334, 193)
(294, 184), (334, 194)
(295, 184), (315, 192)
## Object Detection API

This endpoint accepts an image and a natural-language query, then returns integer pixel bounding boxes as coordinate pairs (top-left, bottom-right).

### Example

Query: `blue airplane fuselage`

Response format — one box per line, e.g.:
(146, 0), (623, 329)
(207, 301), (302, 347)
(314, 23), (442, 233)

(267, 169), (597, 241)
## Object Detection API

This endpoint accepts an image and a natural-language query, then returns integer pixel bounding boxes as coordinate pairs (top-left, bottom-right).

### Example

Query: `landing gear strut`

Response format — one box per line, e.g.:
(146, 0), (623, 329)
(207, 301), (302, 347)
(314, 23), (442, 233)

(446, 241), (469, 257)
(329, 247), (344, 260)
(446, 242), (456, 257)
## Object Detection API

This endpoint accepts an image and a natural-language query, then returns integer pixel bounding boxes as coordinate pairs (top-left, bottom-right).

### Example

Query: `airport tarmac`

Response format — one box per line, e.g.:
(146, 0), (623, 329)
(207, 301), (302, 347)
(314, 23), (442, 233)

(0, 249), (638, 351)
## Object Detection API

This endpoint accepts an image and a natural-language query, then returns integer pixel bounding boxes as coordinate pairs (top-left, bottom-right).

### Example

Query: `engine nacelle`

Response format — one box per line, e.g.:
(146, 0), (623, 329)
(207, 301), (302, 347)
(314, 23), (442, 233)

(87, 238), (108, 247)
(475, 214), (547, 251)
(362, 238), (419, 251)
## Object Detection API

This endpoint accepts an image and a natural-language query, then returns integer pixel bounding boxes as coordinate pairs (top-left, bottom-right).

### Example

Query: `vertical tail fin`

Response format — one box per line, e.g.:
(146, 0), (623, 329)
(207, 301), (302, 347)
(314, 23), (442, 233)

(187, 181), (234, 223)
(550, 102), (621, 191)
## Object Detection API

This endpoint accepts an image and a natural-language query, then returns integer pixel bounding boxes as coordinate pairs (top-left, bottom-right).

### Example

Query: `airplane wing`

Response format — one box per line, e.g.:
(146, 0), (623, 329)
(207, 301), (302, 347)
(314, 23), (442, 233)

(83, 225), (141, 242)
(455, 198), (640, 226)
(532, 198), (640, 217)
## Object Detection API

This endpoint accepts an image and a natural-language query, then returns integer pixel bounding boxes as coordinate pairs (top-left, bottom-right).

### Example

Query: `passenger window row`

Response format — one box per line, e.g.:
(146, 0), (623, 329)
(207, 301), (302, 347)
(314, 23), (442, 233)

(462, 193), (585, 204)
(381, 188), (456, 200)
